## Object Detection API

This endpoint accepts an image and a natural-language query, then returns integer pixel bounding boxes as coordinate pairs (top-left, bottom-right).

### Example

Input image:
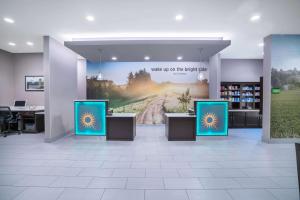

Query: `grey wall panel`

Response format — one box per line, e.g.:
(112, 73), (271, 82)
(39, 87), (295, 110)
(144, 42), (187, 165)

(0, 49), (14, 105)
(77, 58), (86, 99)
(44, 36), (79, 142)
(13, 53), (44, 105)
(209, 53), (221, 99)
(221, 59), (263, 82)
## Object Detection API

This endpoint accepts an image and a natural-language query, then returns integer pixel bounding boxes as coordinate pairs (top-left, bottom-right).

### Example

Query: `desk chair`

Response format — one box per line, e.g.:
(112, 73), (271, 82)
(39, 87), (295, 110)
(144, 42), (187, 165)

(0, 106), (21, 137)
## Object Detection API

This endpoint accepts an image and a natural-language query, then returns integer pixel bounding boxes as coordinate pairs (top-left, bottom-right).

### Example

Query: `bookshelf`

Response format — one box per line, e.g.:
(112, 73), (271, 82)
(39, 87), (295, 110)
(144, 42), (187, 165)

(220, 80), (262, 111)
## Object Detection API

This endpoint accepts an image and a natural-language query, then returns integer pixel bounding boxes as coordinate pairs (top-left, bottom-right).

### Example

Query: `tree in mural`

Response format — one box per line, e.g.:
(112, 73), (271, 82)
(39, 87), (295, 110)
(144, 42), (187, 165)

(177, 88), (192, 112)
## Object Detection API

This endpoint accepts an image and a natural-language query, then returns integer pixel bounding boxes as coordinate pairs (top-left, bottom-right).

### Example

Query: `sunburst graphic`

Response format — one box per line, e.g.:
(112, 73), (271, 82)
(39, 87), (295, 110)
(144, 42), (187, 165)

(80, 112), (96, 128)
(202, 113), (218, 129)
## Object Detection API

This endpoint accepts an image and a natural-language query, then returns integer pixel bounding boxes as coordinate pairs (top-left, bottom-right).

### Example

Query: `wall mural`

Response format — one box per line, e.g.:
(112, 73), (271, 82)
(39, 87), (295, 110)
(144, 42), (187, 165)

(87, 62), (209, 124)
(271, 35), (300, 138)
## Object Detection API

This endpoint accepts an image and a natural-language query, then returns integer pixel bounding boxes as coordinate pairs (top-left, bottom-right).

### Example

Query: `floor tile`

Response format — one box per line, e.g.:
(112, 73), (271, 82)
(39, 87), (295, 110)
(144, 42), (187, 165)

(127, 178), (164, 189)
(269, 176), (298, 188)
(14, 175), (58, 186)
(234, 177), (280, 189)
(14, 187), (63, 200)
(145, 190), (189, 200)
(47, 167), (82, 176)
(0, 186), (26, 200)
(101, 189), (144, 200)
(72, 161), (103, 168)
(57, 188), (104, 200)
(268, 189), (299, 200)
(50, 176), (92, 188)
(164, 178), (203, 189)
(228, 189), (278, 200)
(187, 190), (232, 200)
(78, 168), (114, 177)
(0, 175), (25, 186)
(146, 169), (179, 177)
(210, 168), (247, 178)
(102, 162), (131, 169)
(199, 178), (241, 189)
(88, 178), (126, 189)
(131, 162), (160, 169)
(178, 169), (213, 177)
(112, 169), (145, 177)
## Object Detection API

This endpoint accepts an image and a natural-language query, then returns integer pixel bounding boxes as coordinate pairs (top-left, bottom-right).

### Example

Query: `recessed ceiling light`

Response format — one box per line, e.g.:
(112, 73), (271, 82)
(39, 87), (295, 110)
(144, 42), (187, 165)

(144, 56), (150, 60)
(3, 17), (14, 23)
(177, 56), (183, 60)
(8, 42), (16, 46)
(250, 14), (261, 22)
(258, 42), (264, 47)
(175, 14), (184, 21)
(85, 15), (95, 21)
(111, 56), (117, 61)
(26, 41), (34, 46)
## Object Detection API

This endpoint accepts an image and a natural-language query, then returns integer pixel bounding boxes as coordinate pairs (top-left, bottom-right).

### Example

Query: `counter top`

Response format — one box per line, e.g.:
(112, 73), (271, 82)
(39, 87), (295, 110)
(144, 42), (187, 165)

(229, 109), (260, 112)
(194, 99), (228, 102)
(165, 113), (196, 117)
(107, 113), (137, 117)
(10, 106), (45, 112)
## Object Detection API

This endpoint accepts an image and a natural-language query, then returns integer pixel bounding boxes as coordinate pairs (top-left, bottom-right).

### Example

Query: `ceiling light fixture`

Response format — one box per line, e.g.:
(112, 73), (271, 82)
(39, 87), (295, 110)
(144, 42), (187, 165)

(3, 17), (14, 23)
(250, 14), (261, 22)
(144, 56), (150, 61)
(111, 56), (117, 61)
(26, 41), (34, 46)
(258, 42), (264, 47)
(177, 56), (183, 60)
(86, 15), (95, 21)
(8, 42), (16, 46)
(175, 14), (184, 21)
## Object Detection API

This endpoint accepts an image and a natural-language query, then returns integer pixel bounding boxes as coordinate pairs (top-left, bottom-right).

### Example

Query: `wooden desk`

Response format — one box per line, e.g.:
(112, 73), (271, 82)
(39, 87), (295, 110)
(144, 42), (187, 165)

(10, 106), (45, 133)
(165, 113), (196, 141)
(106, 113), (136, 141)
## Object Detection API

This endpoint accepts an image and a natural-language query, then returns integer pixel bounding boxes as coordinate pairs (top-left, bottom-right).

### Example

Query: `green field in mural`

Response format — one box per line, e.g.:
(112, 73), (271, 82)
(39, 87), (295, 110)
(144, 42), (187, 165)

(271, 89), (300, 138)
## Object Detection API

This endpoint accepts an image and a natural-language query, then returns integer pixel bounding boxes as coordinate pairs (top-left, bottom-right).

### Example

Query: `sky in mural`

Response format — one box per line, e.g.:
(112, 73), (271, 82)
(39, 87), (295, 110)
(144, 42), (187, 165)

(272, 35), (300, 70)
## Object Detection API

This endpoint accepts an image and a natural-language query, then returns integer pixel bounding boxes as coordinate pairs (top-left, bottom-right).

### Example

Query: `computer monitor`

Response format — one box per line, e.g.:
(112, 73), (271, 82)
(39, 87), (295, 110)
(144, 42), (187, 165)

(14, 100), (26, 107)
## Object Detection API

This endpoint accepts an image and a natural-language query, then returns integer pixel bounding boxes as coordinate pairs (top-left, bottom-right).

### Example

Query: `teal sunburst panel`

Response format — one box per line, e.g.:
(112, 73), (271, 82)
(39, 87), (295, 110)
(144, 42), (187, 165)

(195, 101), (228, 136)
(74, 101), (107, 136)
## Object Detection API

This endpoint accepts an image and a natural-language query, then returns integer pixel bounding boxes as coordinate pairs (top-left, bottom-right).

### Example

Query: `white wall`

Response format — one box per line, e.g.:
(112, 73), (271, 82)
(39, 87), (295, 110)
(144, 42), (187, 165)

(221, 59), (263, 82)
(0, 49), (14, 105)
(13, 53), (44, 105)
(44, 36), (81, 142)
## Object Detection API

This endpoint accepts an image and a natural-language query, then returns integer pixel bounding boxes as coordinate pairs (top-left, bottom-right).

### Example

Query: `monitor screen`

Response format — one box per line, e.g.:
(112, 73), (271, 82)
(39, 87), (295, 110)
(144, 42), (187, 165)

(14, 100), (26, 107)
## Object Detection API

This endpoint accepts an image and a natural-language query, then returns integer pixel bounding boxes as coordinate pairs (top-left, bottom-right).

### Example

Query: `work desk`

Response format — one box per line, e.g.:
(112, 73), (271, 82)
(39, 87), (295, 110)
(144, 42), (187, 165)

(106, 113), (136, 141)
(10, 106), (45, 133)
(165, 113), (196, 141)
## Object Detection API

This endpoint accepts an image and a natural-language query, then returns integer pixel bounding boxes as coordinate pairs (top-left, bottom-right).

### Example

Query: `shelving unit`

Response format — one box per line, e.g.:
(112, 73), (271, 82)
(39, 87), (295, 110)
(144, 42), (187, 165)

(220, 78), (263, 128)
(220, 81), (262, 110)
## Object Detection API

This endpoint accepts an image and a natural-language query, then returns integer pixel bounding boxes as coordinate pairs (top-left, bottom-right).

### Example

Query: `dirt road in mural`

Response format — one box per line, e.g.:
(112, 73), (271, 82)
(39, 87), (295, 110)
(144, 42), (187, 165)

(137, 95), (166, 124)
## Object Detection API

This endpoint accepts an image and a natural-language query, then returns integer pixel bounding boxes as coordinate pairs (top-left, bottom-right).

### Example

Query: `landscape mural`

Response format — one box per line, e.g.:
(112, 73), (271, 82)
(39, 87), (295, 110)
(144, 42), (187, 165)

(87, 62), (209, 124)
(271, 35), (300, 138)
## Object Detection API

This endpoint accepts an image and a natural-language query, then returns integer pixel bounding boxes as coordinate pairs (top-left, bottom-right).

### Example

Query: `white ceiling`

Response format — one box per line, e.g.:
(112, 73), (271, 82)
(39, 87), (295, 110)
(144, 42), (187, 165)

(0, 0), (300, 58)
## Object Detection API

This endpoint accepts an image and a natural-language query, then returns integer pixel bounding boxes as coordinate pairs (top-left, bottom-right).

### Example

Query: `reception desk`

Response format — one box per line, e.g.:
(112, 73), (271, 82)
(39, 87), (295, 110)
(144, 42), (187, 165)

(165, 113), (196, 141)
(229, 109), (261, 128)
(106, 113), (136, 141)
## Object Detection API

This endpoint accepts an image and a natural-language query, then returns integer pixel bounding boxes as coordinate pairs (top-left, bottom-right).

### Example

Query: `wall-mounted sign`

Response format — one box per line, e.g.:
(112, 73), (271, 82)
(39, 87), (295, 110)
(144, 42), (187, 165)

(195, 101), (228, 136)
(74, 100), (107, 136)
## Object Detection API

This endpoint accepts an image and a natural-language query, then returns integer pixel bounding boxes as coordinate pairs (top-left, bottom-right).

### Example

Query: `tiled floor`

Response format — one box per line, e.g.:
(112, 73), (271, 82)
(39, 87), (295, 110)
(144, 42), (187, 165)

(0, 126), (298, 200)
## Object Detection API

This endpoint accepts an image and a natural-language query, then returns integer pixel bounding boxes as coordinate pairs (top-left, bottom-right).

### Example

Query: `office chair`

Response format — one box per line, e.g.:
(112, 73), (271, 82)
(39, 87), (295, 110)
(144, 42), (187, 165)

(0, 106), (21, 137)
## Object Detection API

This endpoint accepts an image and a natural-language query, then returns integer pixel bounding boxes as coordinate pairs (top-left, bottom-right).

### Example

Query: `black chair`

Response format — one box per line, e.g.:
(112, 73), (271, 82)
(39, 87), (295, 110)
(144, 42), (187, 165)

(295, 143), (300, 198)
(0, 106), (21, 137)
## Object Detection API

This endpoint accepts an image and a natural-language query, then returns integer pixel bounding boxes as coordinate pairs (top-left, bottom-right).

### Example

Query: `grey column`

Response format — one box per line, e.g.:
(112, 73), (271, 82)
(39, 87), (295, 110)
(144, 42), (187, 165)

(262, 35), (272, 143)
(209, 53), (221, 99)
(43, 36), (79, 142)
